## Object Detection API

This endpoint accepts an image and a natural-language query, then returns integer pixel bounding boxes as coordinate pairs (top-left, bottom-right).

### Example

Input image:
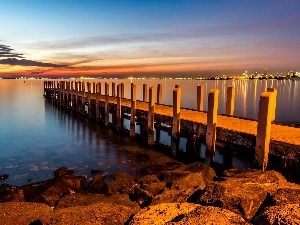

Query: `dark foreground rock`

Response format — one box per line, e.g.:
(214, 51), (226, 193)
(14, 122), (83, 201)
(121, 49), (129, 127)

(2, 164), (300, 224)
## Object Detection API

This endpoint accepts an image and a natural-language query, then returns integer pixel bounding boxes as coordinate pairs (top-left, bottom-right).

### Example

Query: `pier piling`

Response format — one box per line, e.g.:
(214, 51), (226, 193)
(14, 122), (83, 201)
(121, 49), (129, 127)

(206, 89), (219, 152)
(226, 87), (235, 116)
(255, 91), (275, 171)
(197, 85), (204, 111)
(172, 87), (181, 156)
(130, 84), (136, 138)
(148, 86), (155, 145)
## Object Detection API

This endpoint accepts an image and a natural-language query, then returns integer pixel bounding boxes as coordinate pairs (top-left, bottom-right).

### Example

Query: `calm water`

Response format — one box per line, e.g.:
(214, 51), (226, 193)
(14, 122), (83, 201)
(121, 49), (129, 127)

(1, 79), (299, 186)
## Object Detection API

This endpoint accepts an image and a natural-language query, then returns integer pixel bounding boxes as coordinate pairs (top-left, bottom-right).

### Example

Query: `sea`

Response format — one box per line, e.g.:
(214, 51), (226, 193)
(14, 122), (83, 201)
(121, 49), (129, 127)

(1, 78), (300, 186)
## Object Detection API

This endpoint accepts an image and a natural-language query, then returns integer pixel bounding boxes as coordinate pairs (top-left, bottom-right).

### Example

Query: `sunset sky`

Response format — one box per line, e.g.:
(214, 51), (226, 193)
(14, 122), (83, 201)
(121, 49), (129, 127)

(1, 0), (300, 78)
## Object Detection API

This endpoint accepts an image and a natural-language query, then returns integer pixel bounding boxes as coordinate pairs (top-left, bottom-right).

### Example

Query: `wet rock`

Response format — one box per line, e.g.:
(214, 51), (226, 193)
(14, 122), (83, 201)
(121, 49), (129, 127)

(272, 187), (300, 205)
(0, 184), (24, 202)
(199, 180), (267, 221)
(165, 206), (250, 225)
(183, 162), (217, 181)
(54, 167), (74, 177)
(135, 153), (150, 162)
(0, 202), (51, 225)
(254, 204), (300, 225)
(128, 203), (199, 224)
(0, 174), (9, 180)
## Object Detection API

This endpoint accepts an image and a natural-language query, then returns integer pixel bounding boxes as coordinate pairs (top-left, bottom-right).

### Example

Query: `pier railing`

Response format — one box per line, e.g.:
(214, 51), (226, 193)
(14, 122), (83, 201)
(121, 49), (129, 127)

(44, 80), (300, 171)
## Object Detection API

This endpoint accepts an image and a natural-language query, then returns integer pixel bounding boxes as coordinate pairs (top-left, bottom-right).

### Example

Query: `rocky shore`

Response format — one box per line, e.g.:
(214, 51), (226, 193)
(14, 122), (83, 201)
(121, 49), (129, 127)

(1, 159), (300, 224)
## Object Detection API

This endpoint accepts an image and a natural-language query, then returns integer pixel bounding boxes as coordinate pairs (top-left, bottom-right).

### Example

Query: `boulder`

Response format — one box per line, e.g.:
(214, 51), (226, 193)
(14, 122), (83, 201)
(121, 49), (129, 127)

(56, 192), (140, 213)
(199, 181), (267, 221)
(132, 186), (153, 207)
(170, 172), (207, 190)
(165, 206), (250, 225)
(151, 188), (199, 205)
(0, 184), (24, 203)
(254, 204), (300, 225)
(183, 162), (217, 181)
(222, 169), (288, 196)
(141, 181), (166, 196)
(136, 175), (160, 185)
(62, 175), (86, 191)
(129, 203), (199, 224)
(88, 174), (105, 193)
(54, 167), (74, 177)
(35, 179), (74, 206)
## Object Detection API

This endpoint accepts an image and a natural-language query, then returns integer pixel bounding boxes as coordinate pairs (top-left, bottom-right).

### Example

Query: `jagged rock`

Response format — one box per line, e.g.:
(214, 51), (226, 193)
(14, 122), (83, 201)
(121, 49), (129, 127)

(142, 181), (166, 196)
(0, 184), (24, 202)
(132, 186), (153, 207)
(102, 172), (135, 196)
(0, 174), (9, 180)
(170, 172), (207, 190)
(272, 186), (300, 205)
(35, 179), (75, 206)
(151, 188), (199, 205)
(165, 206), (250, 225)
(128, 203), (199, 224)
(137, 163), (169, 179)
(62, 175), (86, 191)
(88, 174), (105, 193)
(54, 167), (74, 177)
(199, 180), (267, 221)
(183, 162), (217, 181)
(254, 204), (300, 225)
(222, 169), (288, 196)
(164, 170), (191, 182)
(136, 175), (160, 185)
(120, 181), (139, 195)
(0, 202), (52, 225)
(55, 192), (140, 212)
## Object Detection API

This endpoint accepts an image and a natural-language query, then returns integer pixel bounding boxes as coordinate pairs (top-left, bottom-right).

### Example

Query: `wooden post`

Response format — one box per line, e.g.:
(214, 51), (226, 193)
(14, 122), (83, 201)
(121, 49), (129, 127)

(95, 82), (101, 120)
(121, 83), (125, 98)
(197, 85), (204, 111)
(172, 87), (181, 156)
(82, 82), (85, 113)
(130, 84), (136, 137)
(206, 89), (219, 152)
(112, 82), (116, 97)
(267, 88), (277, 122)
(105, 83), (110, 126)
(255, 92), (275, 171)
(117, 84), (122, 130)
(143, 84), (148, 102)
(157, 84), (162, 104)
(87, 82), (92, 117)
(148, 86), (155, 145)
(226, 87), (235, 116)
(175, 85), (180, 88)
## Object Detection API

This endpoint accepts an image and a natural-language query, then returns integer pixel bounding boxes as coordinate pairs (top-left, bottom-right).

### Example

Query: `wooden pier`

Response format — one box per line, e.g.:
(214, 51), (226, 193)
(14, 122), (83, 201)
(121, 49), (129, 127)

(43, 80), (300, 171)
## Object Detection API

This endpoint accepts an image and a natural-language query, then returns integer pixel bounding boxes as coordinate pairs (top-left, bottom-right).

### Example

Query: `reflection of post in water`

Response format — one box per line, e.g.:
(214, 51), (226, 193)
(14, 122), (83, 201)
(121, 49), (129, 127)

(171, 87), (181, 157)
(205, 150), (215, 167)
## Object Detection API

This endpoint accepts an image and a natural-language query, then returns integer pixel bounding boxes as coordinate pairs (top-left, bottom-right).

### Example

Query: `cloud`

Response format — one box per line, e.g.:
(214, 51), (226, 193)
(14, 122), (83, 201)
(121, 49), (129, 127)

(0, 43), (69, 68)
(0, 44), (24, 58)
(0, 57), (68, 67)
